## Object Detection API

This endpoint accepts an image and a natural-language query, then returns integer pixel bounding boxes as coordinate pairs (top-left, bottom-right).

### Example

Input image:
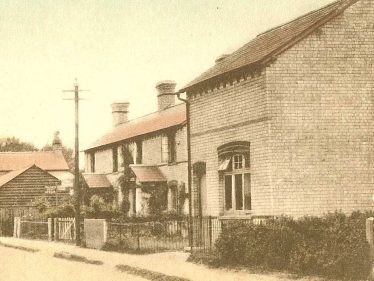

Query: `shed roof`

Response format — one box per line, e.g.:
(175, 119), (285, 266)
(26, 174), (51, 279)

(85, 103), (186, 151)
(0, 151), (69, 171)
(181, 0), (358, 92)
(130, 165), (166, 183)
(0, 164), (60, 187)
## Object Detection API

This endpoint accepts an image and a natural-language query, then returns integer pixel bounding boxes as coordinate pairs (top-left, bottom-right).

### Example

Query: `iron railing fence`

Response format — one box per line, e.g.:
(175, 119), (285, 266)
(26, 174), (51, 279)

(106, 216), (268, 253)
(107, 219), (189, 253)
(190, 216), (268, 253)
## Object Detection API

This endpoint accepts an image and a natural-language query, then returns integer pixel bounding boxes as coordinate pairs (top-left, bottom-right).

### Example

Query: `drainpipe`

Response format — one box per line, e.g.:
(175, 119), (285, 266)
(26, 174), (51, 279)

(163, 90), (193, 249)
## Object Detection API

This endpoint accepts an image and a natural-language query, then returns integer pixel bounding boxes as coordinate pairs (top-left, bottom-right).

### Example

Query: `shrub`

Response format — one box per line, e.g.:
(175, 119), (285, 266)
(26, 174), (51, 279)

(214, 212), (373, 280)
(216, 220), (299, 270)
(83, 195), (122, 219)
(43, 203), (75, 218)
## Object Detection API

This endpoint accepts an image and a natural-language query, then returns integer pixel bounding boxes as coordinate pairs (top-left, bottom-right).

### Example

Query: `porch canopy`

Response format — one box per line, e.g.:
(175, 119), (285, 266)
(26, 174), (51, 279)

(83, 173), (111, 189)
(130, 165), (166, 183)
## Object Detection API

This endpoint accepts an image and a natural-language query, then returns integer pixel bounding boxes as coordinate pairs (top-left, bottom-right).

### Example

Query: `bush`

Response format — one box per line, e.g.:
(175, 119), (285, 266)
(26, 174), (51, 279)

(214, 212), (373, 280)
(83, 195), (122, 219)
(43, 203), (75, 218)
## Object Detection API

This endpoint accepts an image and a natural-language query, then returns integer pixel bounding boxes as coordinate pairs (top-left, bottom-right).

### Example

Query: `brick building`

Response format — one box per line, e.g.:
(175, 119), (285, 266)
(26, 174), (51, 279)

(179, 0), (374, 218)
(83, 81), (188, 216)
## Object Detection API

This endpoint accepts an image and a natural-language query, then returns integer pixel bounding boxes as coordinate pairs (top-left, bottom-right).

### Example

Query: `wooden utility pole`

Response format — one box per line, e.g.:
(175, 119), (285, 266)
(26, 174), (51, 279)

(63, 79), (89, 246)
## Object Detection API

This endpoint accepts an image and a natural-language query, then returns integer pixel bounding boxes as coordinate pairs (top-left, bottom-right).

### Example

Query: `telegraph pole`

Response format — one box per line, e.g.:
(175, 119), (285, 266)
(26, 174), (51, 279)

(63, 79), (89, 246)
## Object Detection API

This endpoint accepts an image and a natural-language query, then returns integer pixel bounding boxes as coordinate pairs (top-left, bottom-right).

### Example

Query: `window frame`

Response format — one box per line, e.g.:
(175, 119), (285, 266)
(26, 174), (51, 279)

(168, 131), (177, 164)
(223, 154), (251, 213)
(136, 140), (142, 164)
(161, 135), (169, 163)
(90, 152), (95, 173)
(112, 147), (118, 172)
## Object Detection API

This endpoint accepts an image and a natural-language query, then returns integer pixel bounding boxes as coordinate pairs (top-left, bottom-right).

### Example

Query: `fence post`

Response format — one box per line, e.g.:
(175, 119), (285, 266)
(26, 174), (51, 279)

(54, 218), (59, 241)
(13, 217), (16, 238)
(103, 220), (108, 243)
(366, 217), (374, 280)
(73, 218), (77, 240)
(208, 216), (212, 250)
(136, 226), (140, 251)
(119, 224), (122, 244)
(48, 218), (53, 241)
(13, 217), (21, 238)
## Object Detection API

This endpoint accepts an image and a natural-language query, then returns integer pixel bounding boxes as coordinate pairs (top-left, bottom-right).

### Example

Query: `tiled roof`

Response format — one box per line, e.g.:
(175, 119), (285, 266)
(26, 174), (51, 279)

(0, 151), (69, 171)
(85, 103), (186, 151)
(181, 0), (358, 91)
(83, 173), (112, 189)
(130, 165), (166, 183)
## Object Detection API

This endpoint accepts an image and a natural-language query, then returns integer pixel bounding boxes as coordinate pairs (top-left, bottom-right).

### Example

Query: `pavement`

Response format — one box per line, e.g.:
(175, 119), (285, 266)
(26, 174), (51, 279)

(0, 237), (300, 281)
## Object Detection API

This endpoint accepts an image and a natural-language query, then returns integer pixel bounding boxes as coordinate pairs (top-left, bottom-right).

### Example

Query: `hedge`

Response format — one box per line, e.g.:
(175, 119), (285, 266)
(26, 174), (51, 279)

(214, 212), (373, 280)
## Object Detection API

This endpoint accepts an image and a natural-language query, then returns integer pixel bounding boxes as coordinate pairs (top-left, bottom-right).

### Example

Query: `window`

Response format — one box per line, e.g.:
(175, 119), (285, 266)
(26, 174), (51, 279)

(169, 184), (178, 211)
(161, 135), (169, 163)
(136, 141), (142, 164)
(222, 154), (251, 211)
(168, 131), (176, 163)
(112, 147), (118, 172)
(90, 152), (95, 173)
(161, 132), (176, 164)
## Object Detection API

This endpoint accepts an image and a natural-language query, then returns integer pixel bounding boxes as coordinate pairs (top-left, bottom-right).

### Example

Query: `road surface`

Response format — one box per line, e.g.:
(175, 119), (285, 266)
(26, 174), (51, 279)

(0, 246), (146, 281)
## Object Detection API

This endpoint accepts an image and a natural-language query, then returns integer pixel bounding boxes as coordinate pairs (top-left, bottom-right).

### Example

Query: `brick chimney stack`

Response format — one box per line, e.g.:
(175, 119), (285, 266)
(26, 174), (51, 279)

(155, 80), (176, 111)
(111, 102), (130, 128)
(52, 131), (62, 151)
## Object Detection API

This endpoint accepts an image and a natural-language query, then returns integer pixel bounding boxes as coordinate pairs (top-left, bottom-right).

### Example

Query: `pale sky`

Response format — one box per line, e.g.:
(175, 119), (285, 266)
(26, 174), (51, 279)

(0, 0), (335, 152)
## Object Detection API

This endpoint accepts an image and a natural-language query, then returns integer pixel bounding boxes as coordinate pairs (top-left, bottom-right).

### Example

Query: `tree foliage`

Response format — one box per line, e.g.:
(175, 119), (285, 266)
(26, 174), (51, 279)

(0, 137), (37, 152)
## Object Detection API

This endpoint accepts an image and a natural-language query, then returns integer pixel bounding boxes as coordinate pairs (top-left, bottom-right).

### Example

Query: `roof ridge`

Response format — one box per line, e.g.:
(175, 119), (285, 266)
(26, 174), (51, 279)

(85, 102), (186, 151)
(0, 150), (59, 154)
(256, 0), (343, 38)
(181, 0), (359, 91)
(116, 102), (184, 127)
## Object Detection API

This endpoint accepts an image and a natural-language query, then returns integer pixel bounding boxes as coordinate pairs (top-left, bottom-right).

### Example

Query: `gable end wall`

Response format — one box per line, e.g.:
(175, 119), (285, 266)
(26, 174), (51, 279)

(266, 0), (374, 217)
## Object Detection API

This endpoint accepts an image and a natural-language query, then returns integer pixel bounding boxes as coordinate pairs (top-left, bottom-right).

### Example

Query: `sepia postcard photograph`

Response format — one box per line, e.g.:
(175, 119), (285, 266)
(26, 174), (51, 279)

(0, 0), (373, 280)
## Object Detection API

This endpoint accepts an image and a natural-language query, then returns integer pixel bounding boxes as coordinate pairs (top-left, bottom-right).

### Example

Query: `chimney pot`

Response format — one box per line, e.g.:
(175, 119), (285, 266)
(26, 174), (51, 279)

(155, 80), (176, 111)
(111, 102), (130, 127)
(215, 54), (229, 64)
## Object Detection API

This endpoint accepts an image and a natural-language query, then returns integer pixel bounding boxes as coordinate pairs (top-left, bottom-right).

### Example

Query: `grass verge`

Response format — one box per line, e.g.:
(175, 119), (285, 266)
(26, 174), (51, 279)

(0, 242), (39, 253)
(53, 251), (103, 265)
(116, 264), (191, 281)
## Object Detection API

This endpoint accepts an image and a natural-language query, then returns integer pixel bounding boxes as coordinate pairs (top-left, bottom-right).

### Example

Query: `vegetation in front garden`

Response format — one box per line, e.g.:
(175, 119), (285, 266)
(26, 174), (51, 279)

(190, 211), (373, 281)
(82, 195), (121, 219)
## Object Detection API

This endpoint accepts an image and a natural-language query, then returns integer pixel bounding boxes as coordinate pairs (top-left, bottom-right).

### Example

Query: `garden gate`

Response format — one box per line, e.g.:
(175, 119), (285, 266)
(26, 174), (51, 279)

(55, 218), (76, 241)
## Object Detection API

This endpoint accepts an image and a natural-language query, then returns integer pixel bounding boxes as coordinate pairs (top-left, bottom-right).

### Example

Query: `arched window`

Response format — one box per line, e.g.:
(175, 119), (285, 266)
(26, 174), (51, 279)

(217, 142), (251, 212)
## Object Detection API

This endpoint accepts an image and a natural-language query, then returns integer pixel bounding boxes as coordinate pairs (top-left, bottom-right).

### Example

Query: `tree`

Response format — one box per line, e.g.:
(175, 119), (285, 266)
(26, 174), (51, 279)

(0, 137), (37, 152)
